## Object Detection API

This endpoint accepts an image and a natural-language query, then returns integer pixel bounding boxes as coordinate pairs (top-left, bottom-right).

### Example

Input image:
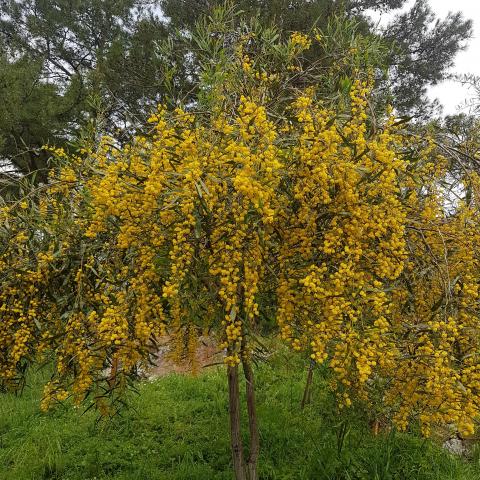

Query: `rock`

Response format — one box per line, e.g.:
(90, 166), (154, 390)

(443, 436), (467, 456)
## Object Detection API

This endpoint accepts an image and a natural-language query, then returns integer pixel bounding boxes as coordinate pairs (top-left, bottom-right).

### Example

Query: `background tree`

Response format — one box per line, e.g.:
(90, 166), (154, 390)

(0, 0), (181, 176)
(382, 0), (473, 118)
(0, 48), (84, 187)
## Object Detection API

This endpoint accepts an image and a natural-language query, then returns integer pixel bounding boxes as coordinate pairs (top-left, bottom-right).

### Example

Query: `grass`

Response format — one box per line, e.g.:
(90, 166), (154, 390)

(1, 348), (479, 480)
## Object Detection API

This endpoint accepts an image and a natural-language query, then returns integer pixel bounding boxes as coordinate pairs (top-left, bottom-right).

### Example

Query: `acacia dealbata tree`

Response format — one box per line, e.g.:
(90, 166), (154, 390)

(1, 6), (480, 480)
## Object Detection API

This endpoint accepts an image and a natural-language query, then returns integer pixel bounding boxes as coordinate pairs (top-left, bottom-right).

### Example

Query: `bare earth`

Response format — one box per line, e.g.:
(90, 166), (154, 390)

(147, 335), (224, 378)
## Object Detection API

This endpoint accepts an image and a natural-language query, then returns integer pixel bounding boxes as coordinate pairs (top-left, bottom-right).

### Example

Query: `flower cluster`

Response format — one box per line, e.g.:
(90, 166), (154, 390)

(1, 63), (479, 440)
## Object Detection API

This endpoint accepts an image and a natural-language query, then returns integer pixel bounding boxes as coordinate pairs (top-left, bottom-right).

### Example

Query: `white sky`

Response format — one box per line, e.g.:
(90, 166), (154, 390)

(370, 0), (480, 115)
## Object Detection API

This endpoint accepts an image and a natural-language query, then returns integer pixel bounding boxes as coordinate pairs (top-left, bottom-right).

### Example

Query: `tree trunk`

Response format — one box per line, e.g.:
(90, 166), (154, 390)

(242, 356), (259, 480)
(108, 357), (119, 389)
(301, 360), (315, 410)
(228, 365), (246, 480)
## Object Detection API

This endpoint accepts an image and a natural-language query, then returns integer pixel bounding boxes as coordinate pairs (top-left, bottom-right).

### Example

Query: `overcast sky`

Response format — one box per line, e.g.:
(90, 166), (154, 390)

(370, 0), (480, 115)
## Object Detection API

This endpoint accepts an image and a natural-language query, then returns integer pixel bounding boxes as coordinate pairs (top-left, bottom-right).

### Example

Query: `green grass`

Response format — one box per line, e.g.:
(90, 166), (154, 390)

(1, 349), (479, 480)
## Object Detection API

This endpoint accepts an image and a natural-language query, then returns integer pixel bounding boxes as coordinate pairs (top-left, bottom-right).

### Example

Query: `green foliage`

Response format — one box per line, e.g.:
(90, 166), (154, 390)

(1, 351), (478, 480)
(0, 0), (136, 78)
(190, 6), (388, 119)
(383, 0), (472, 117)
(161, 0), (408, 31)
(161, 0), (472, 116)
(0, 52), (79, 183)
(0, 0), (174, 176)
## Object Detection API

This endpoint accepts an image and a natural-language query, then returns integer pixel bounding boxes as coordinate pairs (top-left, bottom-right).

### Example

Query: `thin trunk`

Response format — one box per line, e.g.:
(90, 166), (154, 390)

(242, 356), (259, 480)
(228, 365), (246, 480)
(108, 357), (119, 389)
(301, 360), (315, 410)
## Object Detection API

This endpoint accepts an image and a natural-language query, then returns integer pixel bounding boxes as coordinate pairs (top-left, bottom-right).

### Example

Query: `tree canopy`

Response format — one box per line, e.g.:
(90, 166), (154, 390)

(2, 15), (480, 478)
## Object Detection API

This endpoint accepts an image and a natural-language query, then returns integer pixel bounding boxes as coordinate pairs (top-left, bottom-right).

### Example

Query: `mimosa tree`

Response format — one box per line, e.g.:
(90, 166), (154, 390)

(1, 9), (480, 480)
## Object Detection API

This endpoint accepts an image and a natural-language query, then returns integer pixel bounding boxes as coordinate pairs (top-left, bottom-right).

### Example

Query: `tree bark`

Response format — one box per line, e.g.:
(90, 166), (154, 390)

(242, 356), (259, 480)
(228, 365), (246, 480)
(301, 360), (315, 410)
(108, 357), (119, 389)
